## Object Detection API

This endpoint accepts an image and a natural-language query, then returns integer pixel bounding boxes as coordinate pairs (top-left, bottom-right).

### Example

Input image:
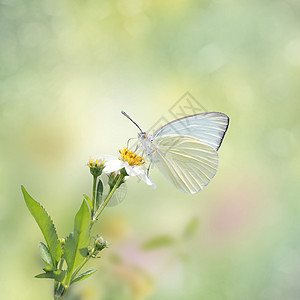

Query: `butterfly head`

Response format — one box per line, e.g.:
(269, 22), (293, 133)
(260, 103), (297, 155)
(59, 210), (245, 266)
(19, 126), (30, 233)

(138, 132), (147, 140)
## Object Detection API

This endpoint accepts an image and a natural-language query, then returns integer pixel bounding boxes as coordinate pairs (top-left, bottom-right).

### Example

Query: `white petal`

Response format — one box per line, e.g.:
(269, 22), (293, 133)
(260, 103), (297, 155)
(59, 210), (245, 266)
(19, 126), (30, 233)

(101, 155), (118, 163)
(124, 165), (135, 176)
(125, 164), (144, 177)
(103, 160), (124, 173)
(137, 172), (156, 187)
(148, 176), (157, 189)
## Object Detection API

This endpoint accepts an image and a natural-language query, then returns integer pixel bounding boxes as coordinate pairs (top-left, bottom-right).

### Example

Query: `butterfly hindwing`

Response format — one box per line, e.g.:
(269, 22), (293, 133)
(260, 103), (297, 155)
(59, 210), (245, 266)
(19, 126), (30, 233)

(150, 135), (219, 194)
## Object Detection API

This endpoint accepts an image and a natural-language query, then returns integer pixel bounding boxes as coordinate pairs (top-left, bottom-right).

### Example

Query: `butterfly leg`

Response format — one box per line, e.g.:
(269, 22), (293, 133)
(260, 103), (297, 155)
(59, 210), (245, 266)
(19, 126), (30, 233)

(146, 162), (152, 176)
(139, 151), (145, 164)
(126, 137), (138, 149)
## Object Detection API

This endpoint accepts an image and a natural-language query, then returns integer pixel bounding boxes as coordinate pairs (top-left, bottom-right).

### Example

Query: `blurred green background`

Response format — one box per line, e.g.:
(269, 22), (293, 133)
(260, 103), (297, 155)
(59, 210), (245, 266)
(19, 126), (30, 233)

(1, 0), (299, 299)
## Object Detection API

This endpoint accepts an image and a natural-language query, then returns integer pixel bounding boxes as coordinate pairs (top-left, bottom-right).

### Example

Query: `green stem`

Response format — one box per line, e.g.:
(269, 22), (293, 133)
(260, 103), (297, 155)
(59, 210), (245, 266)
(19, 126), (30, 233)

(70, 248), (94, 282)
(54, 281), (59, 299)
(53, 171), (124, 299)
(54, 281), (65, 300)
(91, 175), (97, 217)
(59, 286), (68, 299)
(94, 174), (124, 221)
(58, 249), (95, 300)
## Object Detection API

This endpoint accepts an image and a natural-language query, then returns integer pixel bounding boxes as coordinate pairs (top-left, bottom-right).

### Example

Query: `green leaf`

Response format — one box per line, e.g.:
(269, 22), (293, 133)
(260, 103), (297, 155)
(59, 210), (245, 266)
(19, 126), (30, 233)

(141, 235), (176, 250)
(64, 200), (90, 282)
(95, 179), (103, 210)
(71, 270), (96, 284)
(21, 186), (62, 267)
(182, 217), (199, 239)
(83, 194), (93, 212)
(38, 242), (54, 267)
(64, 232), (75, 269)
(35, 270), (66, 282)
(35, 272), (55, 279)
(54, 270), (66, 282)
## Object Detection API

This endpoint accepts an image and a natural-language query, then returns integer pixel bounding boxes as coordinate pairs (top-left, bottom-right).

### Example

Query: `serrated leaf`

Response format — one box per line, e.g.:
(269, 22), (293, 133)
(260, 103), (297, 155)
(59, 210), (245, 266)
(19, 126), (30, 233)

(71, 270), (96, 284)
(95, 180), (103, 210)
(21, 186), (62, 267)
(142, 235), (175, 250)
(64, 232), (75, 269)
(64, 200), (90, 283)
(182, 217), (199, 239)
(35, 270), (66, 282)
(38, 242), (53, 267)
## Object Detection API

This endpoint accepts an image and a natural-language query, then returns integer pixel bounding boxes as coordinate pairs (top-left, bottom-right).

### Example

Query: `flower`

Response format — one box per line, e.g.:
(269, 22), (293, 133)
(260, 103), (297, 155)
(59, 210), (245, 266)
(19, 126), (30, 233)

(104, 148), (155, 188)
(88, 155), (117, 177)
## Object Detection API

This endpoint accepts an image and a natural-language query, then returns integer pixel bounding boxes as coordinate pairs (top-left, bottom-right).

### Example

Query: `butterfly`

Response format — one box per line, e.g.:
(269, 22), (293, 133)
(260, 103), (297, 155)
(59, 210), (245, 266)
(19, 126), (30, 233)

(121, 110), (229, 194)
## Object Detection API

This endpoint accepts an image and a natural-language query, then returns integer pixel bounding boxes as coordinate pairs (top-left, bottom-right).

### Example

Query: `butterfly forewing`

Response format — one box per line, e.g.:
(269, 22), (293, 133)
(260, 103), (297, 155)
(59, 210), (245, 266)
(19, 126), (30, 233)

(153, 112), (229, 151)
(151, 135), (219, 194)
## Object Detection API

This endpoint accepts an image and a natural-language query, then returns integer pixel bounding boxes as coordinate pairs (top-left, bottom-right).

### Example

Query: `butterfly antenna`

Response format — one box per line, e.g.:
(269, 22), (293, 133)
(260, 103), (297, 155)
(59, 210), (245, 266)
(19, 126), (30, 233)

(121, 110), (143, 133)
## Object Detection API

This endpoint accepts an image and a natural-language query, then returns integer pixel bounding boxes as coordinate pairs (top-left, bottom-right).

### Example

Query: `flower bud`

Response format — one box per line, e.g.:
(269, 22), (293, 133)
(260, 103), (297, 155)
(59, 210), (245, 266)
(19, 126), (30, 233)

(108, 172), (117, 188)
(94, 236), (108, 251)
(88, 158), (105, 177)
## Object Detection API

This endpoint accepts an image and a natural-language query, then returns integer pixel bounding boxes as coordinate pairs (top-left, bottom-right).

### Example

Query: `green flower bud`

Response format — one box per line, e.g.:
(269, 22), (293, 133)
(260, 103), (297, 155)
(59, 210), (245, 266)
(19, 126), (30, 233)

(108, 172), (126, 190)
(88, 158), (105, 177)
(94, 236), (108, 252)
(108, 172), (117, 189)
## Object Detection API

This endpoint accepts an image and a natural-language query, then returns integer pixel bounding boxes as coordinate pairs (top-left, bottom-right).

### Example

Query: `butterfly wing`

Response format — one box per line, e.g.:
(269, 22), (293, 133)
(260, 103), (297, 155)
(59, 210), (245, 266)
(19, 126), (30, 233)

(151, 135), (219, 194)
(153, 112), (229, 151)
(108, 183), (127, 207)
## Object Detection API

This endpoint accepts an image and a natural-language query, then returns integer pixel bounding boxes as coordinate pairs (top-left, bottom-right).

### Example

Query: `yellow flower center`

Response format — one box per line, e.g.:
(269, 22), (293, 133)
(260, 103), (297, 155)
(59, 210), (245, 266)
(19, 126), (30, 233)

(89, 158), (104, 167)
(119, 147), (145, 166)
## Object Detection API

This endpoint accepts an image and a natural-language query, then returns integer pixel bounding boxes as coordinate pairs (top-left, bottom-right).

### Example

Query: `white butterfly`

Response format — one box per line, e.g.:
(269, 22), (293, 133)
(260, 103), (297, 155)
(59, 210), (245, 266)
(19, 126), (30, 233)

(122, 110), (229, 194)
